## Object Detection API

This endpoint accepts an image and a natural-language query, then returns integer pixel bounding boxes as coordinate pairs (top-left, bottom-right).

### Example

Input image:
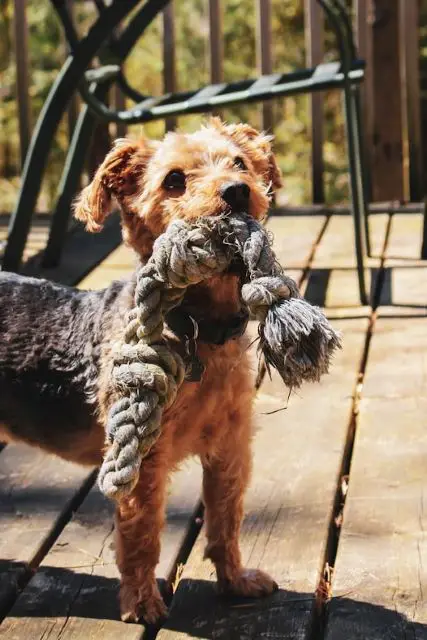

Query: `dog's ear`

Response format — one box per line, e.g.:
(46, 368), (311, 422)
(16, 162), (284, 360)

(211, 118), (282, 192)
(74, 137), (155, 232)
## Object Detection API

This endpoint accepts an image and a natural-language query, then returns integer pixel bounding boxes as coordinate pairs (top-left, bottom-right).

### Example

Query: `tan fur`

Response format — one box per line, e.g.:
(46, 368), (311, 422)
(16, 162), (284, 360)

(73, 119), (282, 623)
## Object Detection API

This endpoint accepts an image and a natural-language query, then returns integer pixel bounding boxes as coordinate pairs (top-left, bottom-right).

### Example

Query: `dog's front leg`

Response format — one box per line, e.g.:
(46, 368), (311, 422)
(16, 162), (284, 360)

(202, 426), (278, 598)
(115, 449), (169, 625)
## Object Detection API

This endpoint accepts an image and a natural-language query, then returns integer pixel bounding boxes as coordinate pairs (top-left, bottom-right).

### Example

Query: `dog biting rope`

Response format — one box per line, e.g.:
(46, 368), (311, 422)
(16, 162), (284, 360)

(98, 212), (341, 500)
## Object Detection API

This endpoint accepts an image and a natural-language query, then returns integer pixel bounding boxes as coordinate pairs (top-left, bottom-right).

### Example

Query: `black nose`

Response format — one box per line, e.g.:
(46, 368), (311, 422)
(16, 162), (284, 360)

(220, 181), (250, 211)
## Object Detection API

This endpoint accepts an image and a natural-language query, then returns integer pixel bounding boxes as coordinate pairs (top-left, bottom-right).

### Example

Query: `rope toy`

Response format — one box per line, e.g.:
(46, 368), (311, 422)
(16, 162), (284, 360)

(98, 212), (341, 499)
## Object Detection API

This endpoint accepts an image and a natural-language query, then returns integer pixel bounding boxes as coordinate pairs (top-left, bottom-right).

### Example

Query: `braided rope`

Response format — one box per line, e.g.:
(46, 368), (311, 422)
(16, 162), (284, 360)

(98, 213), (341, 499)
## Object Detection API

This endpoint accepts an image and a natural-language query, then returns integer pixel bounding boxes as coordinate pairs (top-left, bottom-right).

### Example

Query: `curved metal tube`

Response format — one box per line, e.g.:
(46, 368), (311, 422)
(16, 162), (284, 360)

(317, 0), (369, 302)
(1, 0), (154, 271)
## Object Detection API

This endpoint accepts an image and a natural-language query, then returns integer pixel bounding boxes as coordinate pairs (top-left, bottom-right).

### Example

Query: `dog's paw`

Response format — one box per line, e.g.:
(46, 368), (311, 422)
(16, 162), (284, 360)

(219, 568), (278, 599)
(120, 581), (168, 625)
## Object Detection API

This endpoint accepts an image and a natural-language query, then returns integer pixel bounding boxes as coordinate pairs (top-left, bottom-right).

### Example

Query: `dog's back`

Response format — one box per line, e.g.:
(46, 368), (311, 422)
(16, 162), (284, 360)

(0, 272), (127, 460)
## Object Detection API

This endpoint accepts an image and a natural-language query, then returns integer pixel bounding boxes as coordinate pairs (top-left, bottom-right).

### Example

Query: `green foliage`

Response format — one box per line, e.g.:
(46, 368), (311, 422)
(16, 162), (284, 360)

(0, 0), (355, 213)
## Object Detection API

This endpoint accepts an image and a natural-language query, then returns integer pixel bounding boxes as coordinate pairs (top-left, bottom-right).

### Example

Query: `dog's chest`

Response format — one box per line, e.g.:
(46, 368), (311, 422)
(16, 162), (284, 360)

(163, 340), (254, 460)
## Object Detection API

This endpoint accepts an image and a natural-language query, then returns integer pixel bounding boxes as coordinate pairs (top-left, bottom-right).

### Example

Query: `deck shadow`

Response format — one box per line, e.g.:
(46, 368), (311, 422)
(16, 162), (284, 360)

(1, 564), (426, 640)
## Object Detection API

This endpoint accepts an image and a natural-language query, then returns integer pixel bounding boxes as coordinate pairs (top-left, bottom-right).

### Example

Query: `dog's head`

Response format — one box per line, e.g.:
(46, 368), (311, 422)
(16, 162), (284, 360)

(74, 118), (282, 260)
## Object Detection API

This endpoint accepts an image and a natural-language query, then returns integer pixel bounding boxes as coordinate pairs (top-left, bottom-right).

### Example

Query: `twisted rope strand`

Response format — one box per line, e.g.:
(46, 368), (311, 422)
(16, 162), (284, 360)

(98, 213), (341, 499)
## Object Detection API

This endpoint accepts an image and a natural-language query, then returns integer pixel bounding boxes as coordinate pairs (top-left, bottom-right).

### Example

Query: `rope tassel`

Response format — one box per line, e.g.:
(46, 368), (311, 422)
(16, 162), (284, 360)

(98, 212), (341, 499)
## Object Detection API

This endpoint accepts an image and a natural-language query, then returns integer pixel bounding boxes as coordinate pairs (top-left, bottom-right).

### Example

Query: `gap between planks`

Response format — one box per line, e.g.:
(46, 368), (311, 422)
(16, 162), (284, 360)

(324, 213), (427, 639)
(310, 213), (393, 638)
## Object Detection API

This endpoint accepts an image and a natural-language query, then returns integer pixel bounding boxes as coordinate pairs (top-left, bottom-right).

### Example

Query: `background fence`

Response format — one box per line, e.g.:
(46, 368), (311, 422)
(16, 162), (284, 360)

(1, 0), (426, 213)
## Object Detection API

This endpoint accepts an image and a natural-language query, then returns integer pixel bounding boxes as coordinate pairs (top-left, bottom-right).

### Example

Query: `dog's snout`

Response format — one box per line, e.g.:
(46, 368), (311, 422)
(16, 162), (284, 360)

(220, 181), (250, 211)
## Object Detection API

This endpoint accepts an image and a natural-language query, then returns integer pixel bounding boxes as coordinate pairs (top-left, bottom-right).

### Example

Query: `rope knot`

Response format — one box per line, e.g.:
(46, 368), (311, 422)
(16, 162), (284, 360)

(241, 276), (292, 321)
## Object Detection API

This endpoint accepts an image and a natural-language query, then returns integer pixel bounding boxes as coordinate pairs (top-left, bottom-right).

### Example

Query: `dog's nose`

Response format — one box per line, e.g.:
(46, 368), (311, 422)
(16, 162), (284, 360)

(220, 181), (250, 211)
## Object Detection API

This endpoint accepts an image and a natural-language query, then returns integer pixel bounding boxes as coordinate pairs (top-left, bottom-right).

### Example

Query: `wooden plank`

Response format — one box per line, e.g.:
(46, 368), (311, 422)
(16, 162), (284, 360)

(156, 214), (371, 638)
(0, 222), (49, 264)
(370, 0), (405, 201)
(378, 214), (427, 310)
(326, 394), (427, 638)
(77, 243), (138, 290)
(0, 462), (202, 639)
(305, 0), (324, 203)
(326, 211), (427, 638)
(384, 213), (424, 264)
(0, 445), (94, 618)
(266, 214), (327, 270)
(256, 0), (273, 132)
(13, 0), (31, 166)
(21, 215), (122, 286)
(209, 0), (223, 84)
(304, 214), (388, 310)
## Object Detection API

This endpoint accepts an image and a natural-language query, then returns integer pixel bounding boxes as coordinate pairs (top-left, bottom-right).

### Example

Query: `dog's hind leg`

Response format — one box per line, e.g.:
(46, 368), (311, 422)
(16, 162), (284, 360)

(115, 443), (170, 625)
(201, 414), (278, 598)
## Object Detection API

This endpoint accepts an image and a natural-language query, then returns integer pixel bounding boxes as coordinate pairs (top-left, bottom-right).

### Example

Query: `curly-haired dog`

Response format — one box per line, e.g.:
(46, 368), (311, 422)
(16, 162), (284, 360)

(0, 119), (282, 624)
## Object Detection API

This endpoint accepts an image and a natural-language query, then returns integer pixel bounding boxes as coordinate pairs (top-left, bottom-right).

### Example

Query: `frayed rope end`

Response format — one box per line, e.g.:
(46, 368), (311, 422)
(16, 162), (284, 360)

(259, 297), (342, 389)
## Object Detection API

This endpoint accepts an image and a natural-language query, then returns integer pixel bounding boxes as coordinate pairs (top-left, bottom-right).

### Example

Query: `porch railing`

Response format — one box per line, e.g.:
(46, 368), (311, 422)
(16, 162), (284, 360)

(9, 0), (424, 207)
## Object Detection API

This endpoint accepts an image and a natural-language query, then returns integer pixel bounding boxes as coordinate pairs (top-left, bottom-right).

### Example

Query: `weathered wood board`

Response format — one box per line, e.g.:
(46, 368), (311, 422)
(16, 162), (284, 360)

(0, 446), (94, 617)
(305, 213), (388, 309)
(0, 461), (202, 640)
(326, 213), (427, 639)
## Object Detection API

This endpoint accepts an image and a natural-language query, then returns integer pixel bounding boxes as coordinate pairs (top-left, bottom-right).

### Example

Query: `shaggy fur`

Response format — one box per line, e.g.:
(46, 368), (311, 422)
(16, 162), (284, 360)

(0, 119), (282, 624)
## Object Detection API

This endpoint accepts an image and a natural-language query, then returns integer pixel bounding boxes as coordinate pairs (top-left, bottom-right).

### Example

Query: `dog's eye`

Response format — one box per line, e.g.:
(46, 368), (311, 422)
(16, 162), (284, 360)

(234, 157), (247, 171)
(163, 170), (186, 190)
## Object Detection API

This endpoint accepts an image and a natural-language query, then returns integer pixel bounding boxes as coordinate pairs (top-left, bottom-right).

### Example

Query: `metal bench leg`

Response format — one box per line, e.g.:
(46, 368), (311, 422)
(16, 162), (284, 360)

(42, 83), (110, 268)
(421, 198), (427, 259)
(1, 1), (140, 273)
(343, 81), (369, 305)
(353, 86), (371, 257)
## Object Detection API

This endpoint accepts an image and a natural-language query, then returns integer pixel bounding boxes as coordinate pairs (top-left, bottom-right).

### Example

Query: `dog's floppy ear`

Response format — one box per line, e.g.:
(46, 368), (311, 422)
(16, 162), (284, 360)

(211, 118), (282, 192)
(74, 136), (155, 232)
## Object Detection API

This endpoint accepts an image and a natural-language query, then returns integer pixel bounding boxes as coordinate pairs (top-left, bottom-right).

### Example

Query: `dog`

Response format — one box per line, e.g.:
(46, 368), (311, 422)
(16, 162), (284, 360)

(0, 118), (282, 624)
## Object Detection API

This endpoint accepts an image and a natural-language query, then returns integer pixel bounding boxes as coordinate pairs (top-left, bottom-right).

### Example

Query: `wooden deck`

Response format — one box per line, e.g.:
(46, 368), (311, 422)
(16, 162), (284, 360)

(0, 211), (426, 639)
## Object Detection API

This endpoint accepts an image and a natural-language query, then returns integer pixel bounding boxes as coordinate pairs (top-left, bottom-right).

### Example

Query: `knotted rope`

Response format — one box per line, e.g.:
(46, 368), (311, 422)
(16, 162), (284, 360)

(98, 212), (341, 500)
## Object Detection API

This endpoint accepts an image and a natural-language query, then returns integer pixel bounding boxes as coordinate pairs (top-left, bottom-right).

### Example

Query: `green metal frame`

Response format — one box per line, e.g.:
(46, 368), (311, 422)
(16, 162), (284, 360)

(2, 0), (170, 272)
(2, 0), (370, 303)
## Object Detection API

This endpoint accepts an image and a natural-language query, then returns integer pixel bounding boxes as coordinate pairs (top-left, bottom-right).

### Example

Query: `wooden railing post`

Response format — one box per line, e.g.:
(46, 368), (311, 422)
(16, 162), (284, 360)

(400, 0), (423, 201)
(304, 0), (324, 203)
(209, 0), (223, 84)
(370, 0), (405, 202)
(13, 0), (31, 168)
(162, 2), (176, 132)
(355, 0), (374, 203)
(64, 0), (79, 143)
(256, 0), (273, 133)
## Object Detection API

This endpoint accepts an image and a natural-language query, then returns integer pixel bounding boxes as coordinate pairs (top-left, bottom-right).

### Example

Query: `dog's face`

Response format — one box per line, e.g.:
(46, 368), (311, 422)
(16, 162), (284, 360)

(74, 118), (282, 260)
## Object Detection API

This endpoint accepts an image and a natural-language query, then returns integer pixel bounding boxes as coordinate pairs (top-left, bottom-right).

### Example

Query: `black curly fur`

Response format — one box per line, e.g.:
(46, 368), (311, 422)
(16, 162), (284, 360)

(0, 272), (132, 453)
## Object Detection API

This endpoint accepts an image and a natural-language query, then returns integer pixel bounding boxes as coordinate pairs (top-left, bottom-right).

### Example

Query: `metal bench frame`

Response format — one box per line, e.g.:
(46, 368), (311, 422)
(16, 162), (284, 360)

(1, 0), (370, 304)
